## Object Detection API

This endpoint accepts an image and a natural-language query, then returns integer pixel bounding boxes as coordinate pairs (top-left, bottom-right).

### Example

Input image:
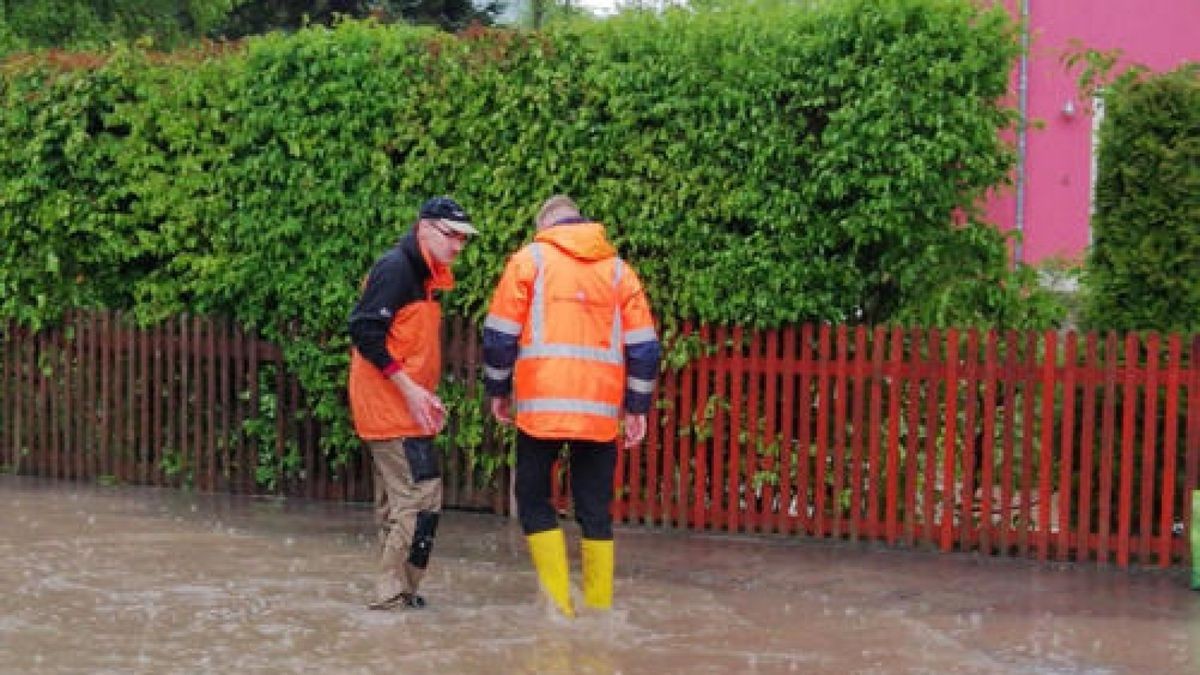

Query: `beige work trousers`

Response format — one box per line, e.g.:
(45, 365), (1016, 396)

(368, 438), (443, 600)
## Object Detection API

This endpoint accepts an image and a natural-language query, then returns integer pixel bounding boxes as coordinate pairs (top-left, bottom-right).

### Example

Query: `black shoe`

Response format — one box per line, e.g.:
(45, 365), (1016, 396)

(367, 591), (426, 611)
(367, 592), (407, 610)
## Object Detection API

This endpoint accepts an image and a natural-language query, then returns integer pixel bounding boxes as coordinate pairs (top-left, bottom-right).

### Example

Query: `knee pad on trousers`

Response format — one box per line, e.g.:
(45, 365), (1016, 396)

(407, 510), (440, 569)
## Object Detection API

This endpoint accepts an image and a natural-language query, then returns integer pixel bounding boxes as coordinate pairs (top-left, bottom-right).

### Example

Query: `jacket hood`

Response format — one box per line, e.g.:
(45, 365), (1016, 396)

(534, 221), (616, 262)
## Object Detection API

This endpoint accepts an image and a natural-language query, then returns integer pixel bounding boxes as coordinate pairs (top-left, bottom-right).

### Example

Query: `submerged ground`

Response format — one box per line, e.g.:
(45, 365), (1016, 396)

(1, 475), (1197, 674)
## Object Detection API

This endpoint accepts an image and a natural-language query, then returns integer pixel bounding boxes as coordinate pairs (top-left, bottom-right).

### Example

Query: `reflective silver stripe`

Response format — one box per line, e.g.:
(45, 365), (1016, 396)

(484, 365), (512, 381)
(624, 326), (657, 344)
(530, 243), (545, 344)
(484, 314), (522, 336)
(626, 376), (656, 394)
(516, 398), (620, 418)
(520, 344), (623, 364)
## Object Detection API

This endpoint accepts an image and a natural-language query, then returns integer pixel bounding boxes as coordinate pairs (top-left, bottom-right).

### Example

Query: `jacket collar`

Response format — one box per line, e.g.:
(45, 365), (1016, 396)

(398, 232), (431, 278)
(399, 230), (454, 291)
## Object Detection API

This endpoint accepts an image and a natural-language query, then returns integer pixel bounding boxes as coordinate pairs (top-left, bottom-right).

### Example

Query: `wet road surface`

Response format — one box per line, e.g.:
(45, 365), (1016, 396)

(1, 476), (1197, 674)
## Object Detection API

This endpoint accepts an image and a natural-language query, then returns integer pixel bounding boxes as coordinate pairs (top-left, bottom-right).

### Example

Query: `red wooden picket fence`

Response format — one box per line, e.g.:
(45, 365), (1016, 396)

(2, 312), (1198, 568)
(0, 311), (504, 511)
(619, 323), (1199, 569)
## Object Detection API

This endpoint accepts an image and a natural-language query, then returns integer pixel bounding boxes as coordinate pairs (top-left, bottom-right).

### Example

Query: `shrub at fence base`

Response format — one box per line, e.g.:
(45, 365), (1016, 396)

(1192, 490), (1200, 590)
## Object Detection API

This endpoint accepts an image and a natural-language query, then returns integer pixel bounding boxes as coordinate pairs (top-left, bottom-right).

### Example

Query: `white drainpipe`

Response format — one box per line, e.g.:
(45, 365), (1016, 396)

(1014, 0), (1031, 265)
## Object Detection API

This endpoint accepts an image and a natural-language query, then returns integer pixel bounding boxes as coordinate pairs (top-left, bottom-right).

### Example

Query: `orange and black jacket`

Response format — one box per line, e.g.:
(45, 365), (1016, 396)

(482, 219), (661, 443)
(347, 232), (452, 440)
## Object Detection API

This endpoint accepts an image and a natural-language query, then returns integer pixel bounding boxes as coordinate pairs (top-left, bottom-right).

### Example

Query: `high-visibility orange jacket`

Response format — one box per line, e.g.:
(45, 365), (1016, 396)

(482, 219), (661, 442)
(347, 233), (453, 440)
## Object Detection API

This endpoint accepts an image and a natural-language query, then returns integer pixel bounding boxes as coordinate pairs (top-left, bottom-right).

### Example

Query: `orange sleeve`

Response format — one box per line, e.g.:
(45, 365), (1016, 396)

(619, 264), (657, 333)
(486, 249), (534, 327)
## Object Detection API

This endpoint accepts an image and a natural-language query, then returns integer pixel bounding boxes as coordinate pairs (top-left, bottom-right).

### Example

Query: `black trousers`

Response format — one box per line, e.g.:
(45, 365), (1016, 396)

(515, 430), (617, 540)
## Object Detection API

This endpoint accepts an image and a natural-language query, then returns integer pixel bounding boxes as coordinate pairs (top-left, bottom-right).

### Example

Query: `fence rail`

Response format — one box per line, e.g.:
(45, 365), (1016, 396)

(3, 312), (1198, 568)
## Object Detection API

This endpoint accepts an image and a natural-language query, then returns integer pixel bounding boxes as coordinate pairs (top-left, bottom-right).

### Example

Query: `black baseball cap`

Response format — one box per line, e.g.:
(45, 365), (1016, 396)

(419, 196), (478, 236)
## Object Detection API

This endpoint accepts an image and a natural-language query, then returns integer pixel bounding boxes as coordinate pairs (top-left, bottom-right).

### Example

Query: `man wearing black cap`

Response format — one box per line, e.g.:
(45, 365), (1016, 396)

(348, 196), (477, 610)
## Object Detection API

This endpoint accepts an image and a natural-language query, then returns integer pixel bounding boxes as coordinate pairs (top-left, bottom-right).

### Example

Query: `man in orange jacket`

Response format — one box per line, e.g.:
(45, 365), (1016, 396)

(483, 194), (661, 617)
(348, 196), (476, 610)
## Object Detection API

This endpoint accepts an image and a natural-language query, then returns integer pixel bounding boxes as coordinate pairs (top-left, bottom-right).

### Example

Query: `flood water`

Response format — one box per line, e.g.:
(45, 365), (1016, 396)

(1, 475), (1197, 674)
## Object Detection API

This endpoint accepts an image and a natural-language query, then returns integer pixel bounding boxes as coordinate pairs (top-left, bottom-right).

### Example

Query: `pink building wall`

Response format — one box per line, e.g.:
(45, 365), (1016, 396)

(989, 0), (1200, 264)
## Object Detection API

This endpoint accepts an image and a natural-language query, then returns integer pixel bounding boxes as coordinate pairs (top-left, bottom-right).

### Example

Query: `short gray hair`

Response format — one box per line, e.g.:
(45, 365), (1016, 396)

(536, 194), (580, 229)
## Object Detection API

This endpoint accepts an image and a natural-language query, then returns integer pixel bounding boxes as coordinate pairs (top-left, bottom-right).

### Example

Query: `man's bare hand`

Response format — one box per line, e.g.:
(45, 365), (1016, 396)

(391, 372), (445, 434)
(489, 396), (513, 425)
(622, 413), (647, 449)
(406, 387), (445, 434)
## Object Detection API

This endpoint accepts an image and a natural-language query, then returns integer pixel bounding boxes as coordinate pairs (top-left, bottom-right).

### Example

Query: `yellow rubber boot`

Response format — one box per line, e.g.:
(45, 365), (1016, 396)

(527, 529), (575, 618)
(581, 538), (614, 610)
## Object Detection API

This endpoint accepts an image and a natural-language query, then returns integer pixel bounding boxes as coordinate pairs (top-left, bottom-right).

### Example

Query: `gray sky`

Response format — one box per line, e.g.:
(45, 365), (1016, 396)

(575, 0), (619, 13)
(499, 0), (618, 23)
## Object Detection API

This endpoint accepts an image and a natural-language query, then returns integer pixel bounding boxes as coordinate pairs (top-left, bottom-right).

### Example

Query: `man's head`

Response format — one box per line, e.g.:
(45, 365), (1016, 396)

(536, 195), (582, 230)
(417, 196), (475, 265)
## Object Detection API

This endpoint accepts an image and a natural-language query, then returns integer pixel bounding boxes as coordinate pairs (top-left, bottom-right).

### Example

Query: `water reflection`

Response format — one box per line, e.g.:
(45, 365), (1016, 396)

(1, 475), (1195, 674)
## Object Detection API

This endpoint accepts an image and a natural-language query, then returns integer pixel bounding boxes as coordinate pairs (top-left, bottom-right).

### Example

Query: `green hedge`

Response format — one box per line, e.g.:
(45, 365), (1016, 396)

(0, 0), (1062, 466)
(1083, 64), (1200, 333)
(0, 0), (237, 51)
